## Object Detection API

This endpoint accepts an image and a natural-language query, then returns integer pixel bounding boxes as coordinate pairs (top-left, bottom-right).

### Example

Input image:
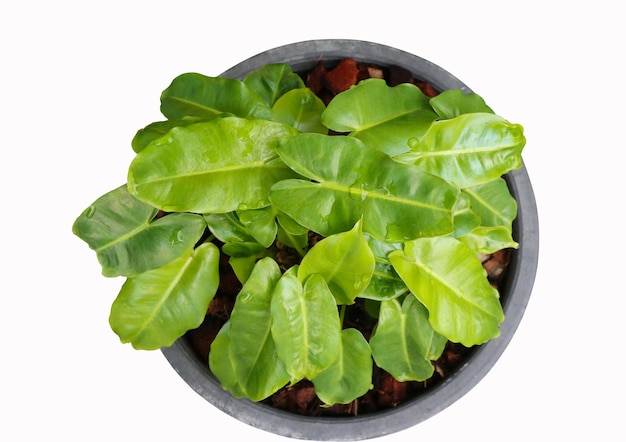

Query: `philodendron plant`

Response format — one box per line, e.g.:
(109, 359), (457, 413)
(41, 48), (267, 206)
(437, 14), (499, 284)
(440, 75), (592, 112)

(73, 62), (525, 405)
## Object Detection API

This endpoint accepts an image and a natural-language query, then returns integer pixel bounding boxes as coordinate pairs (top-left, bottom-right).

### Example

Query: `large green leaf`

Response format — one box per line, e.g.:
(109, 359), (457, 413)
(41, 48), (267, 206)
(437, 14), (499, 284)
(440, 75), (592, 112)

(128, 117), (300, 213)
(223, 257), (292, 401)
(297, 219), (375, 305)
(270, 133), (459, 242)
(109, 242), (220, 350)
(370, 296), (446, 382)
(311, 328), (373, 405)
(322, 79), (436, 156)
(395, 113), (525, 188)
(160, 73), (271, 120)
(72, 185), (206, 277)
(272, 88), (327, 134)
(389, 237), (504, 346)
(271, 270), (341, 380)
(242, 63), (305, 107)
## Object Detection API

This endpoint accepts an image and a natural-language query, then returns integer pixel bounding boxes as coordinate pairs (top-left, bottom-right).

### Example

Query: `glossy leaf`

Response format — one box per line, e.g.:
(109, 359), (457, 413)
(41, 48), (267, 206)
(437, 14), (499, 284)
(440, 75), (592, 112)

(311, 328), (373, 405)
(370, 296), (446, 381)
(323, 79), (436, 156)
(237, 206), (278, 248)
(72, 185), (206, 277)
(221, 241), (271, 284)
(160, 73), (271, 120)
(451, 193), (481, 238)
(131, 118), (205, 153)
(429, 89), (494, 119)
(389, 237), (504, 346)
(222, 257), (292, 401)
(243, 63), (305, 107)
(208, 322), (246, 397)
(270, 133), (459, 242)
(459, 226), (518, 254)
(271, 270), (341, 380)
(272, 88), (327, 134)
(396, 113), (525, 188)
(358, 235), (406, 300)
(298, 219), (375, 305)
(276, 211), (309, 254)
(462, 178), (518, 230)
(359, 262), (407, 301)
(128, 117), (300, 213)
(203, 212), (256, 244)
(109, 242), (220, 350)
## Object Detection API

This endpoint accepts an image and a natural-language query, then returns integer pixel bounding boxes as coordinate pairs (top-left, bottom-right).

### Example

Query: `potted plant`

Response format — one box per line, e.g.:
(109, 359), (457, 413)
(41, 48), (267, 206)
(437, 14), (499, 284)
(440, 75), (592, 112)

(72, 40), (538, 440)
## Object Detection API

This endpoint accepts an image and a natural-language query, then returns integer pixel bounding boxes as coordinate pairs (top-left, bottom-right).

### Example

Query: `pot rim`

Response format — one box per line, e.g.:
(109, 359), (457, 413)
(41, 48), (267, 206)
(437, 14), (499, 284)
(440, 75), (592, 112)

(161, 39), (539, 441)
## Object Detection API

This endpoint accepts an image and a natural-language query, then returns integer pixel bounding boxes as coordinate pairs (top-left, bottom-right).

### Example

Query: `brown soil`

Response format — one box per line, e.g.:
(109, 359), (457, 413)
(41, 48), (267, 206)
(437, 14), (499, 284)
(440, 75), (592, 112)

(184, 59), (513, 417)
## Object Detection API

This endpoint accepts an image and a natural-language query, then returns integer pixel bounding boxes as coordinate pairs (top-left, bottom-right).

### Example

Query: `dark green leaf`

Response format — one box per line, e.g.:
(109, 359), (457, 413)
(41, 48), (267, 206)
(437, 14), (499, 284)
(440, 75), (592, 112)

(243, 63), (305, 107)
(73, 185), (206, 277)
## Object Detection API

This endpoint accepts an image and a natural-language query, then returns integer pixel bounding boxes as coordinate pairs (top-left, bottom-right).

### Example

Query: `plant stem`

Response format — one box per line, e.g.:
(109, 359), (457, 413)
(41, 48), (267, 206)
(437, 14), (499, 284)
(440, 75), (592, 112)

(339, 304), (347, 327)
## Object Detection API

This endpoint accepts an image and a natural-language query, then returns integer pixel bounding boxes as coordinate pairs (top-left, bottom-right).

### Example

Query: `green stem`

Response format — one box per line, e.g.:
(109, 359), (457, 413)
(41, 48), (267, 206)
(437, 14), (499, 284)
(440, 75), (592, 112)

(339, 304), (347, 328)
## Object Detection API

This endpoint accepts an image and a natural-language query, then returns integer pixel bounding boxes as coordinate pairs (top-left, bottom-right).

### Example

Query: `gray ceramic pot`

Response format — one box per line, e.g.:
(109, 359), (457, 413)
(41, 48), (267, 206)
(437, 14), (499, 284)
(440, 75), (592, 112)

(161, 39), (539, 441)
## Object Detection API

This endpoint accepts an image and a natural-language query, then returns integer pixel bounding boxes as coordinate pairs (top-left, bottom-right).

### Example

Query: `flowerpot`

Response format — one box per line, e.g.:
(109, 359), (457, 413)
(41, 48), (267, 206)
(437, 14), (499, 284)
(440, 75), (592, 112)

(161, 39), (539, 441)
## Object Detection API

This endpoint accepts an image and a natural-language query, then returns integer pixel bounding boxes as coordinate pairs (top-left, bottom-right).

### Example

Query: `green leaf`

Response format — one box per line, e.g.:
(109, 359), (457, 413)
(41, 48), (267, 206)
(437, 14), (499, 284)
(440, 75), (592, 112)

(298, 219), (375, 305)
(221, 241), (271, 284)
(429, 89), (494, 119)
(396, 113), (525, 188)
(128, 117), (300, 213)
(370, 296), (446, 382)
(243, 63), (305, 107)
(222, 257), (292, 401)
(459, 226), (519, 254)
(208, 322), (246, 397)
(271, 270), (341, 380)
(72, 185), (206, 277)
(203, 212), (256, 244)
(359, 262), (407, 301)
(204, 208), (277, 248)
(109, 242), (220, 350)
(311, 328), (373, 405)
(270, 133), (459, 242)
(237, 206), (278, 248)
(272, 88), (327, 134)
(389, 237), (504, 346)
(451, 193), (481, 238)
(323, 79), (437, 156)
(462, 178), (518, 230)
(131, 118), (206, 153)
(160, 73), (271, 120)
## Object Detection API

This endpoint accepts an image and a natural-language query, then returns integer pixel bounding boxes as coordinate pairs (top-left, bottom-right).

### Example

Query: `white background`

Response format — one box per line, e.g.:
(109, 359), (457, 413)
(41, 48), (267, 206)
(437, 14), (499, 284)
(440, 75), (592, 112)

(2, 1), (624, 441)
